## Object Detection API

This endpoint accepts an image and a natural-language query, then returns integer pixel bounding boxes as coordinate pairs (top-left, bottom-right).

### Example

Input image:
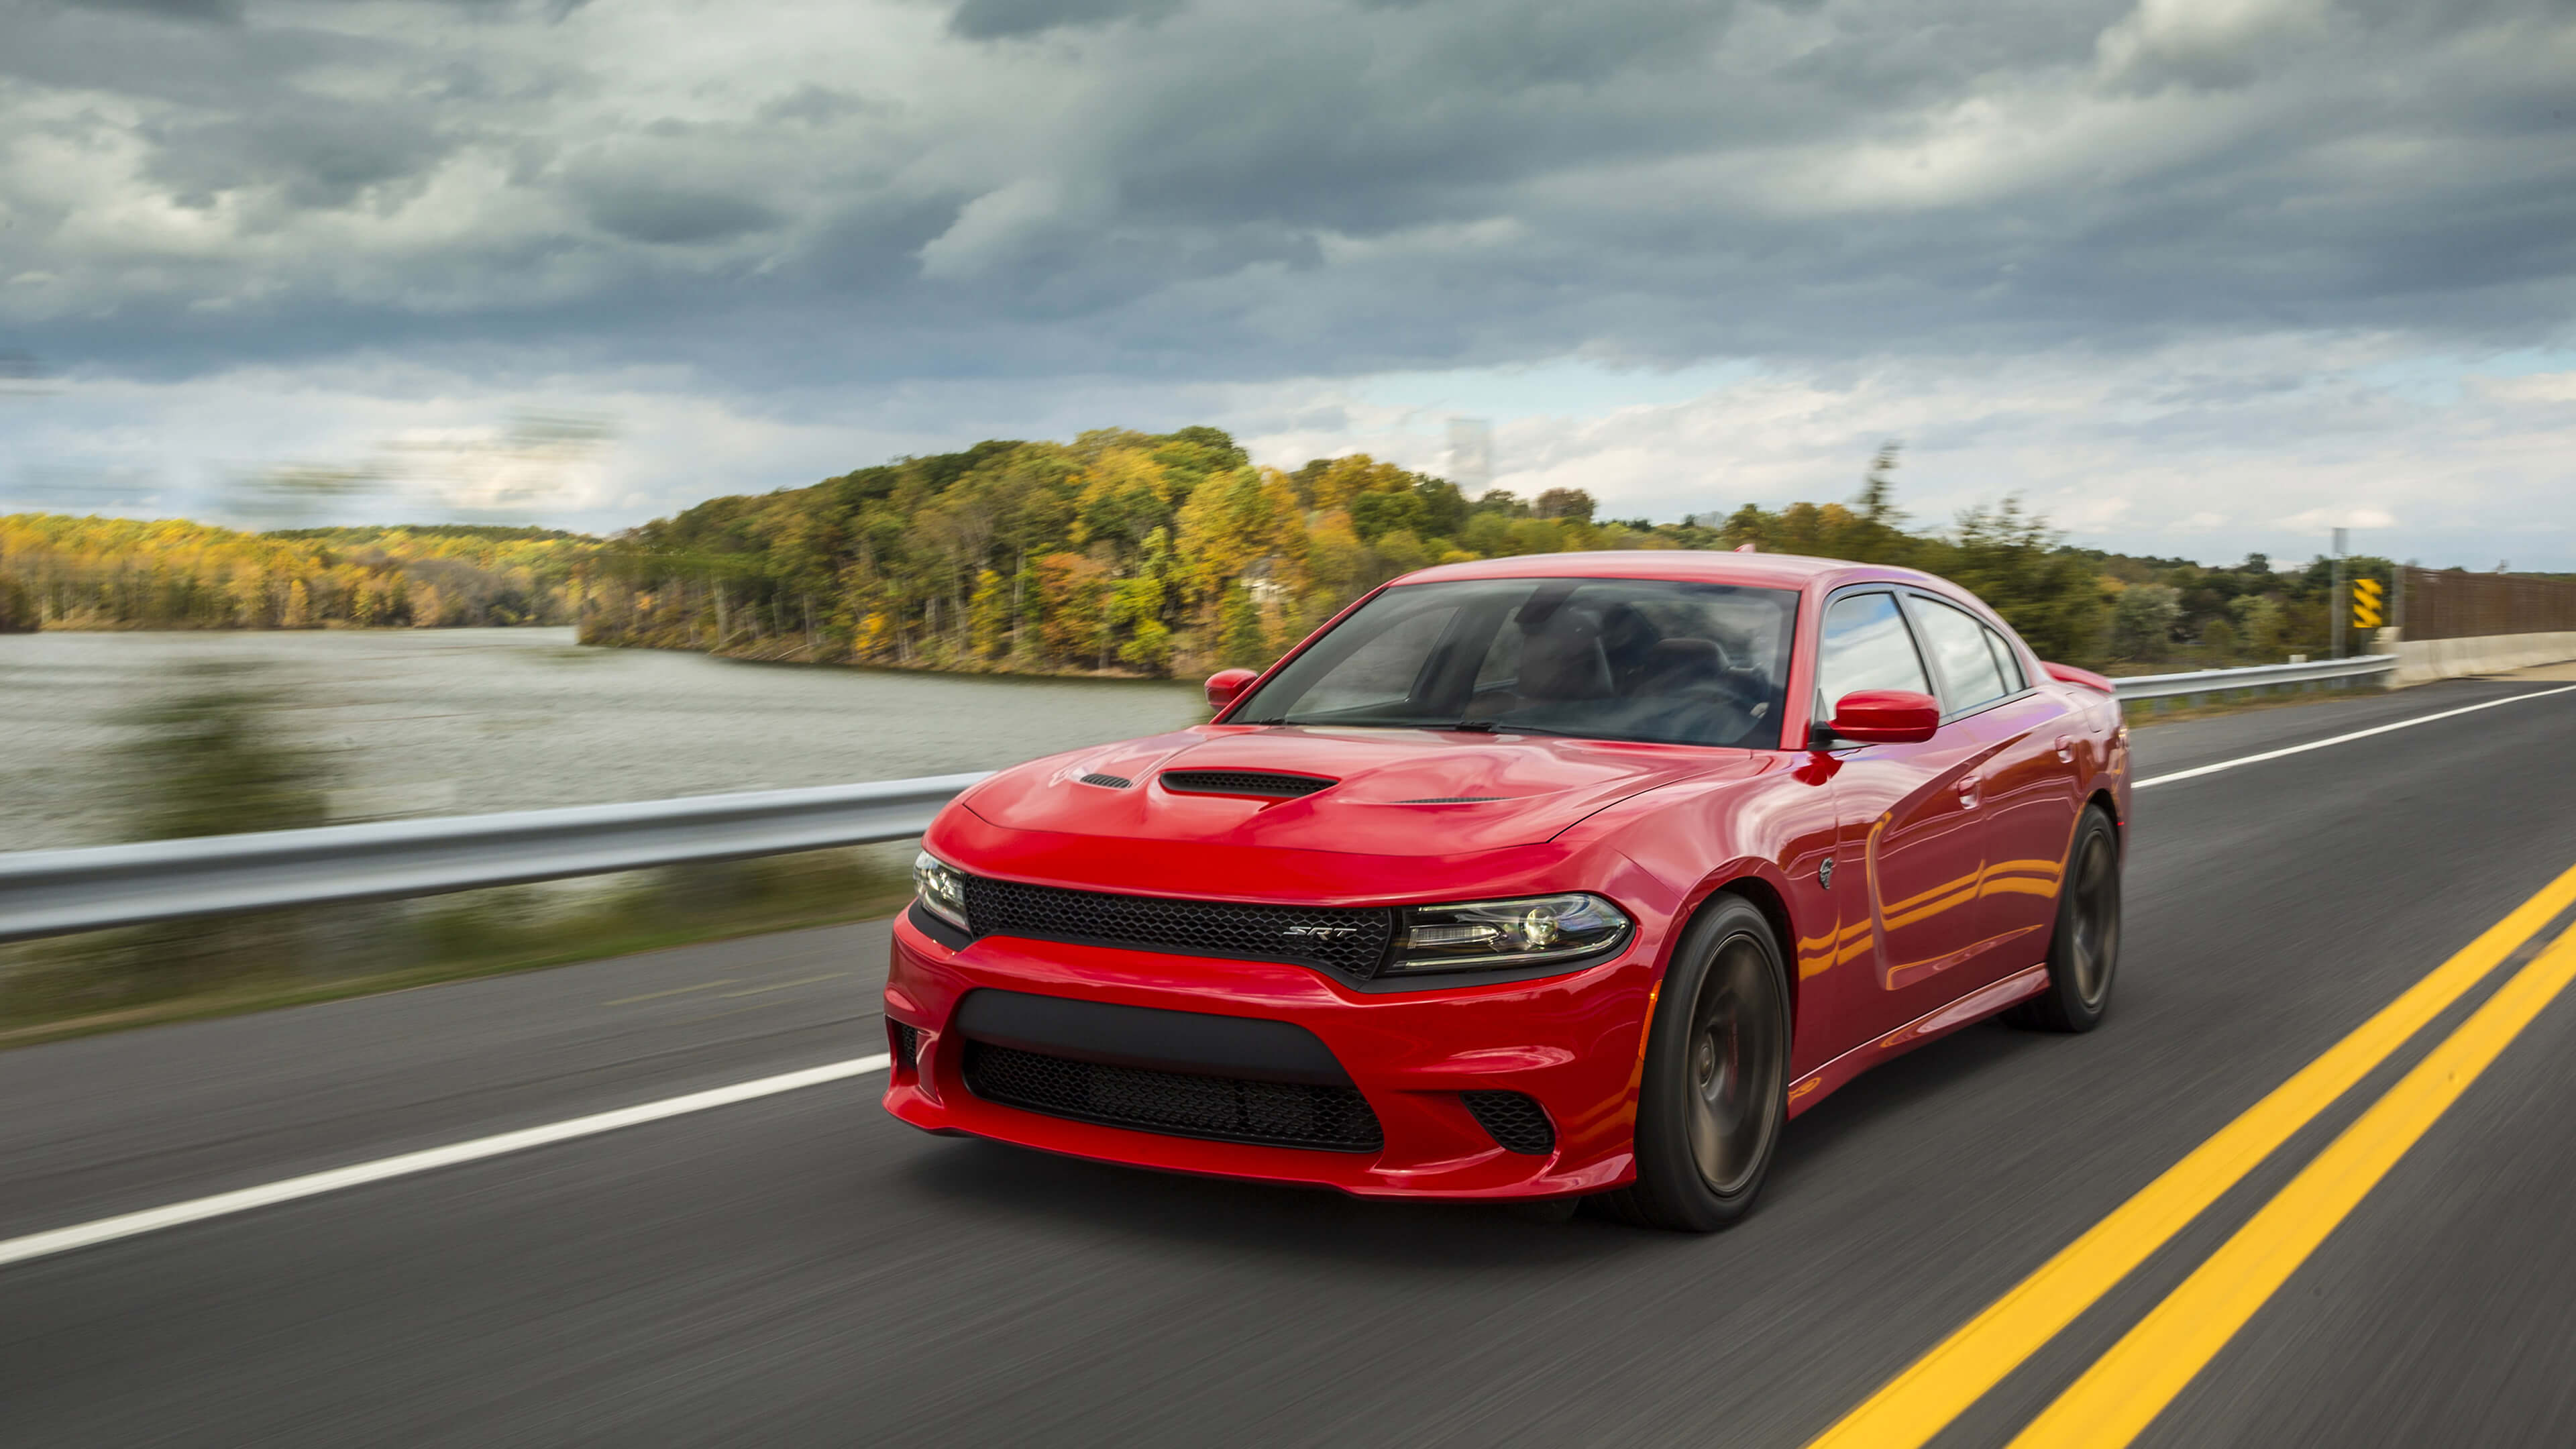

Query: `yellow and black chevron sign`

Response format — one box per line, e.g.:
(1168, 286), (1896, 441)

(2352, 577), (2385, 629)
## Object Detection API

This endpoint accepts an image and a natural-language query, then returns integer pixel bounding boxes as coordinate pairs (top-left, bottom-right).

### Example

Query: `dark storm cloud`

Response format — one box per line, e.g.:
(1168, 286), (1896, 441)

(574, 179), (784, 246)
(49, 0), (241, 23)
(144, 100), (463, 209)
(1, 0), (2571, 392)
(757, 85), (881, 127)
(949, 0), (1184, 40)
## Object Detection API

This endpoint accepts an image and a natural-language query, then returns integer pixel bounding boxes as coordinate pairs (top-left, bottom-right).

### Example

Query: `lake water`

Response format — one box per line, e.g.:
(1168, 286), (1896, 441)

(0, 629), (1207, 851)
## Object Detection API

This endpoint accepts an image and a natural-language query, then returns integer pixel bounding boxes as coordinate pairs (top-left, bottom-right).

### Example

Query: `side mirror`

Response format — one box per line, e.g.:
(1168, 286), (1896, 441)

(1825, 689), (1941, 745)
(1205, 667), (1259, 712)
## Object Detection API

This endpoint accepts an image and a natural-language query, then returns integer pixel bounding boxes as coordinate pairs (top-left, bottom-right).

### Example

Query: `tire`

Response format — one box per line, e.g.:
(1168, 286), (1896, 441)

(2008, 805), (2122, 1033)
(1598, 894), (1791, 1232)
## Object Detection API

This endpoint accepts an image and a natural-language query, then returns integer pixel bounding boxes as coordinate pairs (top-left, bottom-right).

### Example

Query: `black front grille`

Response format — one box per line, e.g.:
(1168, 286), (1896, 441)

(1161, 769), (1336, 799)
(1078, 773), (1133, 789)
(963, 1041), (1384, 1152)
(1462, 1091), (1556, 1155)
(961, 875), (1392, 979)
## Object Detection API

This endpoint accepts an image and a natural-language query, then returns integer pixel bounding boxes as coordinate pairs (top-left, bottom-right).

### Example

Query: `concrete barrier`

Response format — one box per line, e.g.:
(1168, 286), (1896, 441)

(2377, 629), (2576, 686)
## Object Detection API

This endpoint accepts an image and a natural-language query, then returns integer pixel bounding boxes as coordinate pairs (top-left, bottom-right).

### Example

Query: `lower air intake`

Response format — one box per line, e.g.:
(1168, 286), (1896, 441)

(892, 1021), (920, 1073)
(1462, 1091), (1556, 1155)
(963, 1040), (1384, 1152)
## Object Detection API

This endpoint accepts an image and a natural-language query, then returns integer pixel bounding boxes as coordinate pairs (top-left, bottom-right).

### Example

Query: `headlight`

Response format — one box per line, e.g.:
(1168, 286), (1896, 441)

(1385, 893), (1631, 975)
(912, 849), (969, 930)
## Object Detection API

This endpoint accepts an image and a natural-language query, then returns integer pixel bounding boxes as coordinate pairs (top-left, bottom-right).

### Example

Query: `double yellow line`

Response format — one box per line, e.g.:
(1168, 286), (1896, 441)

(1809, 860), (2576, 1449)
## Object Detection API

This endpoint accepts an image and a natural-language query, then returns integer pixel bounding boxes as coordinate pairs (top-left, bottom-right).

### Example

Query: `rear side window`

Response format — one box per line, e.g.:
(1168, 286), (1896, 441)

(1983, 625), (2027, 694)
(1905, 595), (2010, 713)
(1816, 592), (1931, 712)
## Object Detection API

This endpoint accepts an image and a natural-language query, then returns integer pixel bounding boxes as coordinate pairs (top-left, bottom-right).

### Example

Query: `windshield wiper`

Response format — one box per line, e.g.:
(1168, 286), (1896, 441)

(1444, 720), (1577, 738)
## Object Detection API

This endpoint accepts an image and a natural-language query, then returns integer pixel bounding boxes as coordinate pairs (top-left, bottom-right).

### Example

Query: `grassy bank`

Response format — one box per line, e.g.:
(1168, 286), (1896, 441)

(2119, 675), (2387, 727)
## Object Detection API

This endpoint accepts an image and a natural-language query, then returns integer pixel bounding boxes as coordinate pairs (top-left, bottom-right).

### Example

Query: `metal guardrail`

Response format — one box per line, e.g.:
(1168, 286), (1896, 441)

(0, 773), (988, 946)
(2109, 654), (2396, 702)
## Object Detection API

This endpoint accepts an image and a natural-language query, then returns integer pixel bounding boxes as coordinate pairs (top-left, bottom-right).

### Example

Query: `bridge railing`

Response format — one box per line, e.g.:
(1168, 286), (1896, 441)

(0, 774), (989, 946)
(2109, 653), (2396, 703)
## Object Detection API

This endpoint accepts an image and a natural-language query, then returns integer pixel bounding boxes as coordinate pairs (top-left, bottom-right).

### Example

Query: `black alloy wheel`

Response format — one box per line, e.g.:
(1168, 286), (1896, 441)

(1599, 893), (1790, 1232)
(2010, 804), (2122, 1032)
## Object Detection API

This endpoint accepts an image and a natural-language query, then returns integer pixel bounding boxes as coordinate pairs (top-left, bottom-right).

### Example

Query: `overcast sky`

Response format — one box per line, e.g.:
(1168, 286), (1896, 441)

(1, 0), (2570, 566)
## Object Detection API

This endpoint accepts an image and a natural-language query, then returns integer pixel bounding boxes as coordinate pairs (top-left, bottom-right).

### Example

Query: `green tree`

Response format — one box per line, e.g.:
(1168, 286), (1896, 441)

(2230, 595), (2287, 659)
(2110, 584), (2182, 662)
(1931, 500), (2106, 663)
(1217, 584), (1270, 667)
(1348, 488), (1429, 543)
(1533, 487), (1596, 523)
(969, 567), (1010, 661)
(2200, 617), (2239, 660)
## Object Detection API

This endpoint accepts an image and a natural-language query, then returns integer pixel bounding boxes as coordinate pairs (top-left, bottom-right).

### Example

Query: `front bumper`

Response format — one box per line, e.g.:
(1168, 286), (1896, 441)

(881, 908), (1660, 1199)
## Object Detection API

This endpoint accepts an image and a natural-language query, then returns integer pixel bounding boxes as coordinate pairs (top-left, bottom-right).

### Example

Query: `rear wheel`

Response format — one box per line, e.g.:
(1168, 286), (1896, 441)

(2009, 805), (2121, 1032)
(1599, 894), (1790, 1232)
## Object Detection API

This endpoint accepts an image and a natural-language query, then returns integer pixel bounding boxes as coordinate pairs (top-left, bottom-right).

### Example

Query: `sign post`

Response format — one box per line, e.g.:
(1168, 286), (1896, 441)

(2331, 528), (2350, 659)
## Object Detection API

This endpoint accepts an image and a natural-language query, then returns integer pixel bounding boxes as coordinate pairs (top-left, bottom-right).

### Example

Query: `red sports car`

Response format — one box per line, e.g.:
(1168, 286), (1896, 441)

(884, 551), (2128, 1230)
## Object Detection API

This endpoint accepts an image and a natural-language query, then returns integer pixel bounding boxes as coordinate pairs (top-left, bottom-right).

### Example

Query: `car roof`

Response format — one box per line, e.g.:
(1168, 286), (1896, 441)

(1390, 549), (1941, 594)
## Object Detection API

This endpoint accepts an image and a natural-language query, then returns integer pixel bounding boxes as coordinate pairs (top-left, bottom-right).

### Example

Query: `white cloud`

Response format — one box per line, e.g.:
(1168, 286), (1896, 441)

(919, 176), (1096, 280)
(2097, 0), (2332, 83)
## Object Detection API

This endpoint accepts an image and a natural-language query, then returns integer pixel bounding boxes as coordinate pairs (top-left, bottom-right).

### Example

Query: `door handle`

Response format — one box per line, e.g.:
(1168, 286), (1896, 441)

(2055, 735), (2076, 763)
(1957, 774), (1981, 807)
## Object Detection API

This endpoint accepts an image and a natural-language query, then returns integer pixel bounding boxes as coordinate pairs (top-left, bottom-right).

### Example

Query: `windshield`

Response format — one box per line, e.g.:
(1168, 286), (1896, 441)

(1232, 577), (1799, 749)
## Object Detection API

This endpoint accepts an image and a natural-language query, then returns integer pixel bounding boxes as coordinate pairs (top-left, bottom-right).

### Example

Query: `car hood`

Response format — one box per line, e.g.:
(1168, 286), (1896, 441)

(957, 724), (1770, 856)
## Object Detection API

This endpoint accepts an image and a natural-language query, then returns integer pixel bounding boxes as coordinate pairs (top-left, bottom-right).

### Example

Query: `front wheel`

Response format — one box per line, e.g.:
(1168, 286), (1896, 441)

(2009, 805), (2122, 1032)
(1599, 894), (1790, 1232)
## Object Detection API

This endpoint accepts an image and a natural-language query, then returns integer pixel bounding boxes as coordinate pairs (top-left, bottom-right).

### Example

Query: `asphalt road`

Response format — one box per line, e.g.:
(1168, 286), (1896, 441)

(7, 676), (2576, 1447)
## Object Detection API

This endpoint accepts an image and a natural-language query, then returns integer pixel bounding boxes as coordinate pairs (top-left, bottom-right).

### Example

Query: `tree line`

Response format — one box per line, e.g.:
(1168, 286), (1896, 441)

(2, 429), (2398, 674)
(579, 427), (1680, 675)
(0, 516), (593, 631)
(576, 429), (2366, 676)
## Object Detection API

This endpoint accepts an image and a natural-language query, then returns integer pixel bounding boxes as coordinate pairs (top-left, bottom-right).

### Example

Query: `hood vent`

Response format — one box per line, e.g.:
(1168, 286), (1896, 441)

(1077, 772), (1134, 789)
(1397, 796), (1506, 804)
(1161, 769), (1337, 800)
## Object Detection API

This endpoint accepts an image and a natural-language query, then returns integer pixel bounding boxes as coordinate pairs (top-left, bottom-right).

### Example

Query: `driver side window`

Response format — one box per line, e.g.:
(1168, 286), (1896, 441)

(1816, 592), (1932, 720)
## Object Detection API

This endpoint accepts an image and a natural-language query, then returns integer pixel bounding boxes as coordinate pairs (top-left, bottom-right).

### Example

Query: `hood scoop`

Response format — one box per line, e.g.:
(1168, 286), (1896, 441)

(1160, 769), (1338, 800)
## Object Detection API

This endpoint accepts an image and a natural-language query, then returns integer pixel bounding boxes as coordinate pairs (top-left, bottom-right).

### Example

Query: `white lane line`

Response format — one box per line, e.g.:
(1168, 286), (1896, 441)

(0, 1054), (890, 1271)
(718, 971), (851, 998)
(602, 978), (739, 1006)
(2135, 684), (2576, 790)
